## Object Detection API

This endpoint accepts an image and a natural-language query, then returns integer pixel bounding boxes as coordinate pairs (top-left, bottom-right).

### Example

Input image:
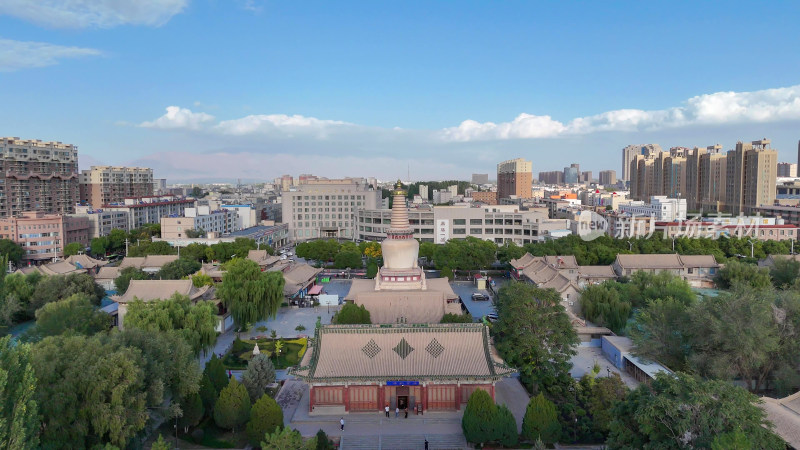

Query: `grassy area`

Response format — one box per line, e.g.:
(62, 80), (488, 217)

(222, 337), (307, 370)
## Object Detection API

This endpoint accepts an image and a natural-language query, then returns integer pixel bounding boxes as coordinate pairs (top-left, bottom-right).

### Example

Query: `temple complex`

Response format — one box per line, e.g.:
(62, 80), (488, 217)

(345, 181), (462, 323)
(292, 181), (514, 415)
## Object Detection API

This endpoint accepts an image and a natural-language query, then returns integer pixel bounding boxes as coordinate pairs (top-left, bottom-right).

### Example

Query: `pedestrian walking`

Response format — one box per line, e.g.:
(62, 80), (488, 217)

(424, 438), (429, 450)
(404, 407), (408, 418)
(395, 407), (399, 418)
(340, 417), (345, 431)
(385, 404), (390, 417)
(228, 370), (232, 379)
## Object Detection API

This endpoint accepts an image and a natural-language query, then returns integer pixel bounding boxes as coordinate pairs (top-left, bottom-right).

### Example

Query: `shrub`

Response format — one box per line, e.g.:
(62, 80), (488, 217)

(461, 389), (497, 445)
(213, 380), (251, 432)
(246, 395), (283, 446)
(522, 393), (561, 444)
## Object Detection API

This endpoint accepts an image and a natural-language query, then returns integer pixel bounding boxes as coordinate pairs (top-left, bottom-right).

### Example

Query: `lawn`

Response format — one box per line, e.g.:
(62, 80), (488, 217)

(222, 337), (307, 370)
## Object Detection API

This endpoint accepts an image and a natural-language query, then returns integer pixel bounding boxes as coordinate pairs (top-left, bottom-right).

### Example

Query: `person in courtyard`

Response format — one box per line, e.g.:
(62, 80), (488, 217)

(384, 404), (389, 417)
(395, 406), (399, 418)
(424, 438), (429, 450)
(340, 417), (345, 431)
(404, 407), (408, 418)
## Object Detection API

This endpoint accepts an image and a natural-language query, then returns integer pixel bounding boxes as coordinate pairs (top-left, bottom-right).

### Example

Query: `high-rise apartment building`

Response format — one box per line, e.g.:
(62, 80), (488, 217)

(777, 163), (797, 178)
(471, 173), (489, 184)
(663, 154), (687, 198)
(281, 178), (382, 241)
(599, 170), (617, 186)
(0, 211), (90, 262)
(0, 137), (79, 218)
(79, 166), (154, 209)
(538, 171), (564, 185)
(563, 164), (579, 184)
(622, 144), (662, 181)
(447, 185), (458, 197)
(724, 139), (778, 215)
(497, 158), (532, 199)
(418, 184), (429, 201)
(698, 150), (727, 213)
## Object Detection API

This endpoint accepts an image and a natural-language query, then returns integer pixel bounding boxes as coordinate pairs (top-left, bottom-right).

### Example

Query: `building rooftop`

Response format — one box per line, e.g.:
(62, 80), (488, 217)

(760, 391), (800, 448)
(291, 323), (514, 382)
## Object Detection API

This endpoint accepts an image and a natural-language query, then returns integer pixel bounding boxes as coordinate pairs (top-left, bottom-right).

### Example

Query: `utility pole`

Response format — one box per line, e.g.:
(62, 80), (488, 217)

(125, 238), (129, 257)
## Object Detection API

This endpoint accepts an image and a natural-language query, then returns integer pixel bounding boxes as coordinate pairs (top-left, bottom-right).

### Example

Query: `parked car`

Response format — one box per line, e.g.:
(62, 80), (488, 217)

(486, 313), (498, 322)
(471, 293), (488, 301)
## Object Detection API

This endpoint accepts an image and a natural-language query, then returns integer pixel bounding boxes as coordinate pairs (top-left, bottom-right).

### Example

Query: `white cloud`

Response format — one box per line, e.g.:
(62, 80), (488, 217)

(0, 0), (187, 29)
(140, 106), (215, 130)
(0, 38), (102, 72)
(442, 84), (800, 141)
(216, 114), (352, 138)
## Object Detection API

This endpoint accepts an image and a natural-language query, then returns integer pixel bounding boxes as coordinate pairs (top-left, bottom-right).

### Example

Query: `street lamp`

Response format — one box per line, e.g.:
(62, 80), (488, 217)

(747, 238), (754, 259)
(606, 367), (611, 378)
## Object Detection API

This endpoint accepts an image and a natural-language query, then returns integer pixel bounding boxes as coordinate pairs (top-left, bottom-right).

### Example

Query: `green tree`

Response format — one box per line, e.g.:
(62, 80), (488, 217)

(198, 374), (218, 413)
(497, 241), (526, 263)
(114, 267), (149, 294)
(0, 336), (39, 450)
(246, 394), (283, 446)
(332, 303), (371, 324)
(333, 251), (362, 269)
(242, 353), (276, 402)
(27, 293), (110, 340)
(440, 312), (473, 323)
(124, 293), (217, 355)
(181, 243), (210, 262)
(111, 328), (201, 406)
(433, 237), (497, 270)
(191, 273), (214, 287)
(629, 296), (693, 371)
(261, 427), (310, 450)
(108, 228), (128, 252)
(492, 404), (519, 447)
(177, 392), (204, 432)
(492, 283), (579, 394)
(522, 393), (561, 444)
(315, 429), (333, 450)
(606, 372), (784, 449)
(461, 389), (497, 445)
(185, 228), (207, 238)
(204, 354), (229, 395)
(217, 258), (285, 330)
(580, 283), (631, 334)
(63, 242), (83, 257)
(157, 257), (202, 280)
(213, 380), (251, 432)
(90, 237), (109, 257)
(711, 429), (752, 450)
(151, 434), (172, 450)
(770, 257), (800, 288)
(28, 272), (105, 316)
(0, 239), (24, 265)
(440, 266), (454, 280)
(715, 259), (772, 290)
(585, 373), (628, 437)
(32, 335), (149, 448)
(366, 260), (378, 278)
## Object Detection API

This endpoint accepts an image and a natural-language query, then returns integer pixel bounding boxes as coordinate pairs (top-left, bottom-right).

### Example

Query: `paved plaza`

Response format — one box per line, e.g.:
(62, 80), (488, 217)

(569, 345), (640, 388)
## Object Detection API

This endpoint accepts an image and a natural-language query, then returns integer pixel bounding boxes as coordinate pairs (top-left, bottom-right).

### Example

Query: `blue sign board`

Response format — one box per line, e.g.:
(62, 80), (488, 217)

(387, 381), (419, 386)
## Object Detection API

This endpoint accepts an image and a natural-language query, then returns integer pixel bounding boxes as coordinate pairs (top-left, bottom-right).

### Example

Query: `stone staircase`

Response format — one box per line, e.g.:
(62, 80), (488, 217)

(341, 433), (467, 450)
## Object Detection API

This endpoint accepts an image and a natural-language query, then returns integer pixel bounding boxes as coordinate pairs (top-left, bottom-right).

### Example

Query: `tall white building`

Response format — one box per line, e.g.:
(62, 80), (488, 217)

(619, 196), (687, 221)
(419, 184), (429, 201)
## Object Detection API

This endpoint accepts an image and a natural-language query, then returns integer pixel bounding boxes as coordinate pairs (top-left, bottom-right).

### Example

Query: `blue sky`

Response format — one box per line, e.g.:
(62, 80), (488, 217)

(1, 1), (799, 181)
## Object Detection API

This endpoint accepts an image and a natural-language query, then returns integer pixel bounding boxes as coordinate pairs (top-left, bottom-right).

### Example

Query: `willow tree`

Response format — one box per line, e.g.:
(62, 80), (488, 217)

(216, 258), (285, 330)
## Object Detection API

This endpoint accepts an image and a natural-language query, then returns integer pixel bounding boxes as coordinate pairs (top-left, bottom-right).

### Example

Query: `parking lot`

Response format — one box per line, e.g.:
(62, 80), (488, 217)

(450, 281), (497, 320)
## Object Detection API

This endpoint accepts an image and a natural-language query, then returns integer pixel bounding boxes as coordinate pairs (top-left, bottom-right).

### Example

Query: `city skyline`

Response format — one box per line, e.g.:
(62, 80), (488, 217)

(2, 1), (800, 181)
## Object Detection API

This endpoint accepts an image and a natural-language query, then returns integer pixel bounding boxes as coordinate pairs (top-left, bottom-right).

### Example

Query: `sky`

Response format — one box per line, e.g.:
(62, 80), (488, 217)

(1, 1), (800, 182)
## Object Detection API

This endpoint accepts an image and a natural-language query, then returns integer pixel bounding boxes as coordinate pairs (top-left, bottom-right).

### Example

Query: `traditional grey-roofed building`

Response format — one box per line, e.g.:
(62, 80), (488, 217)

(291, 323), (514, 414)
(612, 253), (718, 287)
(760, 391), (800, 449)
(112, 279), (217, 329)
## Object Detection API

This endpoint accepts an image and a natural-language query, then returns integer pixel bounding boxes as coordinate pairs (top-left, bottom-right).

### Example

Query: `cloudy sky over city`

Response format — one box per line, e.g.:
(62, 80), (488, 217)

(1, 1), (799, 181)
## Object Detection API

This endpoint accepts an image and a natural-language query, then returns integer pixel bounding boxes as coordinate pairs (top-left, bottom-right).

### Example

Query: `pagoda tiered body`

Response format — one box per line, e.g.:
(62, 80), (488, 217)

(375, 181), (427, 291)
(345, 180), (461, 323)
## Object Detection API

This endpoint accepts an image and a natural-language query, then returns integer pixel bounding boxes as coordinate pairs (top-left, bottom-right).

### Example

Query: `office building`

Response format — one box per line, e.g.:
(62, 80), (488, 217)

(356, 205), (567, 245)
(73, 205), (130, 238)
(281, 178), (382, 241)
(447, 185), (458, 197)
(538, 170), (564, 185)
(777, 163), (798, 178)
(103, 195), (196, 230)
(418, 184), (429, 201)
(725, 139), (778, 215)
(153, 178), (167, 195)
(471, 173), (489, 184)
(470, 191), (498, 205)
(619, 196), (687, 221)
(580, 171), (592, 183)
(0, 137), (79, 218)
(161, 206), (237, 239)
(0, 211), (90, 262)
(79, 166), (154, 209)
(221, 204), (257, 230)
(599, 170), (617, 186)
(432, 189), (453, 204)
(497, 158), (532, 199)
(622, 144), (662, 181)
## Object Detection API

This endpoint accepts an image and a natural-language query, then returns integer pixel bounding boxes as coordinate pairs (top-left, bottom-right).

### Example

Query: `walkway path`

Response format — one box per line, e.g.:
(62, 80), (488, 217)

(494, 376), (530, 432)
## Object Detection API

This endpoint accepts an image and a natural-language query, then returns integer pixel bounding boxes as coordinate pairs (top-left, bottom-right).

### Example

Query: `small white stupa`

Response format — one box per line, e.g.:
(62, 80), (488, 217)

(253, 343), (260, 355)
